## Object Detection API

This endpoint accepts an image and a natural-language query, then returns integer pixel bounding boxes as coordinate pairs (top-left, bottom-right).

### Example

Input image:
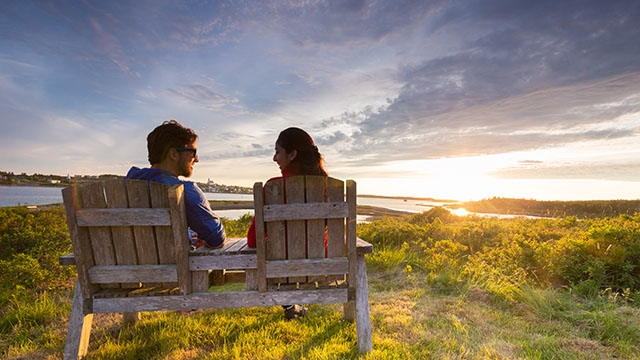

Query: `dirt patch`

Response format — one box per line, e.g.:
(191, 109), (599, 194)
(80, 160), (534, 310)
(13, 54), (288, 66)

(558, 338), (602, 352)
(466, 287), (492, 304)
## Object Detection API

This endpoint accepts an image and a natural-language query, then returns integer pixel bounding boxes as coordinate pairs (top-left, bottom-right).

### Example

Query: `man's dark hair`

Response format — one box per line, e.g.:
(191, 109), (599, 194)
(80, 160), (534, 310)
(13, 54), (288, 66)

(147, 120), (198, 164)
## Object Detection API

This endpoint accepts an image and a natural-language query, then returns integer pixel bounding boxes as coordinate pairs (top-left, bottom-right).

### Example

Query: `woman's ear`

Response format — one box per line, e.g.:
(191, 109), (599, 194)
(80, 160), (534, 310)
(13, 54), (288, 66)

(288, 149), (297, 162)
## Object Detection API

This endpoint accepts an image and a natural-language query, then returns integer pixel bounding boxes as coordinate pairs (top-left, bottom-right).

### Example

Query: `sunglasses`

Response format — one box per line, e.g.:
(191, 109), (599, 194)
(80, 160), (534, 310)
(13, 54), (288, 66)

(175, 147), (197, 157)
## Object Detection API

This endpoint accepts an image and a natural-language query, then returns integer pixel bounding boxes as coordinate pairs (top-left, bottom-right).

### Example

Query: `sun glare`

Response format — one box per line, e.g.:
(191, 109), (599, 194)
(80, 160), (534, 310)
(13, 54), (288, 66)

(356, 155), (518, 201)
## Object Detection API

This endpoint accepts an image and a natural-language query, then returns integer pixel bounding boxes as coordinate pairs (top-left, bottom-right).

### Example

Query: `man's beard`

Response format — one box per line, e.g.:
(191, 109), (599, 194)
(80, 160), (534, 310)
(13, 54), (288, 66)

(177, 160), (193, 177)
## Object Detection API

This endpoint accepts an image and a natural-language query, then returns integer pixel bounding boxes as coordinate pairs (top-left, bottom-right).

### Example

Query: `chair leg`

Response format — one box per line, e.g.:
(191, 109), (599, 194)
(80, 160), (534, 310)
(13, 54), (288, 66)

(355, 254), (373, 353)
(245, 269), (258, 290)
(192, 270), (211, 292)
(64, 280), (93, 360)
(123, 312), (140, 325)
(343, 301), (355, 321)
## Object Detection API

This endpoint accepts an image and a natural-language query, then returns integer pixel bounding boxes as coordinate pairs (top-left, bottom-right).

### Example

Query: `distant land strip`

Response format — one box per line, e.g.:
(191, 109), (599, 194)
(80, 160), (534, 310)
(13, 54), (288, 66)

(449, 198), (640, 219)
(358, 194), (458, 202)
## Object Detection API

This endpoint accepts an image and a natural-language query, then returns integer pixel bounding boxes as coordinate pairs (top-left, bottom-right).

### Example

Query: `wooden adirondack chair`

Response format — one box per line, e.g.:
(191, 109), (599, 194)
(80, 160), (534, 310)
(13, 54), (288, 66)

(61, 179), (191, 359)
(61, 176), (373, 359)
(253, 176), (373, 352)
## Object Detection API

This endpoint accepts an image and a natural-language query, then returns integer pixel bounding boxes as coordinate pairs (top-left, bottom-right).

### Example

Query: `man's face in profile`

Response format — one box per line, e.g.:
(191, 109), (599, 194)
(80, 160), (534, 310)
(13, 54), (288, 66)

(176, 140), (198, 177)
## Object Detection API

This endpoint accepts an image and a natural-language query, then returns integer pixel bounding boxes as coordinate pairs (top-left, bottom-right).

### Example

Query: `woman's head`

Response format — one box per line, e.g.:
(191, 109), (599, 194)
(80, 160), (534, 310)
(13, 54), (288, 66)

(274, 127), (327, 176)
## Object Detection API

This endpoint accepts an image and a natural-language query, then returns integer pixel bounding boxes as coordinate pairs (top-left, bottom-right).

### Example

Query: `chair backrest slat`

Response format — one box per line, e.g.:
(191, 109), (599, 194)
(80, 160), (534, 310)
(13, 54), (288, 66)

(149, 181), (179, 287)
(346, 180), (358, 291)
(149, 182), (176, 265)
(305, 176), (326, 283)
(104, 179), (139, 288)
(264, 178), (287, 284)
(126, 180), (160, 268)
(62, 186), (99, 298)
(326, 177), (346, 282)
(167, 184), (191, 295)
(80, 182), (119, 289)
(285, 176), (307, 283)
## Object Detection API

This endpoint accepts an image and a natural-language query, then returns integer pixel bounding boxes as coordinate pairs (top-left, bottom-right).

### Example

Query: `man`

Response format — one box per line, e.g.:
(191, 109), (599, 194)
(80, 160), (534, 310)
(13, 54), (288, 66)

(126, 120), (226, 248)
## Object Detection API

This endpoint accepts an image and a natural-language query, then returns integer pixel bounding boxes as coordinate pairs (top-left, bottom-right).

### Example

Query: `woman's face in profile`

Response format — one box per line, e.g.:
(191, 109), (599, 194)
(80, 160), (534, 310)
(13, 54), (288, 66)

(273, 143), (296, 171)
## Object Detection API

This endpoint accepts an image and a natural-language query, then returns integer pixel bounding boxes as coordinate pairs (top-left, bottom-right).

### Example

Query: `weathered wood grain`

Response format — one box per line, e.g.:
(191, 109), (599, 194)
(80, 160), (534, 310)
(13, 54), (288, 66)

(189, 254), (257, 270)
(355, 253), (373, 353)
(264, 179), (286, 284)
(63, 280), (93, 360)
(191, 270), (210, 292)
(347, 180), (358, 289)
(75, 208), (171, 226)
(305, 176), (327, 282)
(223, 237), (246, 254)
(285, 176), (306, 283)
(149, 181), (178, 287)
(80, 182), (119, 289)
(62, 187), (98, 298)
(254, 182), (267, 292)
(104, 180), (139, 288)
(126, 180), (159, 269)
(92, 288), (349, 313)
(263, 202), (348, 221)
(168, 184), (192, 295)
(88, 265), (178, 283)
(327, 178), (345, 282)
(266, 258), (348, 278)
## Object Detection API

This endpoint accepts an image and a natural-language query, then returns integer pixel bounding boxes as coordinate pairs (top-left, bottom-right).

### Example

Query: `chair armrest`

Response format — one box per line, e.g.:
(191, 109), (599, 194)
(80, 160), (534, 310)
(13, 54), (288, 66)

(59, 253), (76, 266)
(356, 238), (373, 255)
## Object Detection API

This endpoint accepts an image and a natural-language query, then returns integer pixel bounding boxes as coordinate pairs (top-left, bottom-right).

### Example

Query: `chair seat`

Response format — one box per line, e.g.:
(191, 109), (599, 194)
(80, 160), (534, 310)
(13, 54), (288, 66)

(270, 279), (349, 291)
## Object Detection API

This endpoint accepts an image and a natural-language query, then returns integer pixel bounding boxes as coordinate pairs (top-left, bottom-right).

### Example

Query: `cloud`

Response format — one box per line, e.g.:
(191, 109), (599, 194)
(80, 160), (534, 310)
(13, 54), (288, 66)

(167, 83), (239, 106)
(312, 0), (640, 165)
(490, 160), (640, 182)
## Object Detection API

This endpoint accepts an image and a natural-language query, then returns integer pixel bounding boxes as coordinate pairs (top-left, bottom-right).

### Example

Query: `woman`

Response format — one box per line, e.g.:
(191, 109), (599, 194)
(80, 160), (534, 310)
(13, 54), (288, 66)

(246, 127), (327, 320)
(247, 127), (327, 247)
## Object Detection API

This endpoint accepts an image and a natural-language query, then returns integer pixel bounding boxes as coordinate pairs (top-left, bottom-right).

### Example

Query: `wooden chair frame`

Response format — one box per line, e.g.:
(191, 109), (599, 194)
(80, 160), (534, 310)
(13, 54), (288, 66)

(60, 177), (372, 359)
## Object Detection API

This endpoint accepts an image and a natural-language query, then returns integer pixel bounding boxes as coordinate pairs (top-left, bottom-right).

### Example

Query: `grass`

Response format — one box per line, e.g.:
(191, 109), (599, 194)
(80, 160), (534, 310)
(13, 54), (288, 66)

(1, 206), (639, 359)
(4, 267), (638, 359)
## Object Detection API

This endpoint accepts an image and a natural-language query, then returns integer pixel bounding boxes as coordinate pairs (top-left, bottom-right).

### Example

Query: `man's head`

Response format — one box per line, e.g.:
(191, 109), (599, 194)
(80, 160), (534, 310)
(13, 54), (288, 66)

(147, 120), (199, 177)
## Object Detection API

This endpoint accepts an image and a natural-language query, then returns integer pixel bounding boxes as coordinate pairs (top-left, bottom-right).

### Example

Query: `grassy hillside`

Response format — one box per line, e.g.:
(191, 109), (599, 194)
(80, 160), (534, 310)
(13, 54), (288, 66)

(452, 197), (640, 219)
(1, 206), (639, 359)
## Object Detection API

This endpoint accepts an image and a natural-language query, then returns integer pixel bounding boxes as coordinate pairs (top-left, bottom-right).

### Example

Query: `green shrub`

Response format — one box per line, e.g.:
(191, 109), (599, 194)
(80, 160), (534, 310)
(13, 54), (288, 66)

(221, 213), (254, 237)
(358, 209), (640, 302)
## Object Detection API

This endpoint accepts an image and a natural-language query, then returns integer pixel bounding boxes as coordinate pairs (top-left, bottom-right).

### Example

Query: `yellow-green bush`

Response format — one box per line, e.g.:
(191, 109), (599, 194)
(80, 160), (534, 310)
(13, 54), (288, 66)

(358, 209), (640, 302)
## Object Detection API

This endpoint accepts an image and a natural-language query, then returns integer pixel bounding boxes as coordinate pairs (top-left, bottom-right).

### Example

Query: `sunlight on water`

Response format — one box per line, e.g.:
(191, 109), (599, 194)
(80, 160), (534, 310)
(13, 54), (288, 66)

(449, 207), (472, 216)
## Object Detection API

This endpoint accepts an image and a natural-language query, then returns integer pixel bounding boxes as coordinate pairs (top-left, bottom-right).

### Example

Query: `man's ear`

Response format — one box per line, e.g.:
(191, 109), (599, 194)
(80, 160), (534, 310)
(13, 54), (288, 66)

(167, 148), (179, 161)
(288, 149), (297, 162)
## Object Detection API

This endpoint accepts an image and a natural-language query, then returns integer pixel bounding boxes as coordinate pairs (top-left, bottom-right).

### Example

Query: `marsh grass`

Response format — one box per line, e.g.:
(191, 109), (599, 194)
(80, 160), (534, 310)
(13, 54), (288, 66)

(1, 207), (639, 359)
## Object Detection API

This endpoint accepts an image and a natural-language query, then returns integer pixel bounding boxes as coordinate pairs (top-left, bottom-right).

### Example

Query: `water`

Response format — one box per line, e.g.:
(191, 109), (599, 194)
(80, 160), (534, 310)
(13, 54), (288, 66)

(0, 185), (544, 220)
(0, 185), (64, 207)
(357, 196), (456, 213)
(0, 185), (254, 218)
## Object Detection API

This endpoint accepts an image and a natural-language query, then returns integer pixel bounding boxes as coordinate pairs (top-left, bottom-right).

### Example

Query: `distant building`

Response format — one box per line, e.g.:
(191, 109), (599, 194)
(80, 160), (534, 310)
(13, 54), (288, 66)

(47, 179), (60, 184)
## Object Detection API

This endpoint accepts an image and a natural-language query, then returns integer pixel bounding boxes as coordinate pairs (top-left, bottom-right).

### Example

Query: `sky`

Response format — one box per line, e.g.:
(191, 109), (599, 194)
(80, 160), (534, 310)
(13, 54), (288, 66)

(1, 0), (640, 201)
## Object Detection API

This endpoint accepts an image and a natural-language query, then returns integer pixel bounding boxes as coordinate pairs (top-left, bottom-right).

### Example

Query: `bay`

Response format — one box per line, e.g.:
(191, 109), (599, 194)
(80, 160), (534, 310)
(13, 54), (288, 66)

(0, 185), (542, 220)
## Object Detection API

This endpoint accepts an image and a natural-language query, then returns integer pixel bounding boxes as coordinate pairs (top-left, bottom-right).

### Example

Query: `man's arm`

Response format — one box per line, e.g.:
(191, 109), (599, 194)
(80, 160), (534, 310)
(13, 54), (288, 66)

(182, 183), (226, 248)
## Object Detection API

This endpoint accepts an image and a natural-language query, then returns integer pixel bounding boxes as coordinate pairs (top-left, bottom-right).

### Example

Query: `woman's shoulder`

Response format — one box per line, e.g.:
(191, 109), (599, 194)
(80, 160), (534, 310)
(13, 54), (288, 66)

(265, 176), (283, 184)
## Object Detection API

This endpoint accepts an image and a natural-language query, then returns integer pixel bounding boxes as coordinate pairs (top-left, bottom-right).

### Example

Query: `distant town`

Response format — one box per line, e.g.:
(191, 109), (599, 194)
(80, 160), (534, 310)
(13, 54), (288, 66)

(0, 170), (252, 194)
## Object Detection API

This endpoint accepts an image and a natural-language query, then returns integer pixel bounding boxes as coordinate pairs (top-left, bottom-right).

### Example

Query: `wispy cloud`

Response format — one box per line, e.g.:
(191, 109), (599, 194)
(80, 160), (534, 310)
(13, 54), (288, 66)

(1, 0), (639, 198)
(490, 160), (640, 182)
